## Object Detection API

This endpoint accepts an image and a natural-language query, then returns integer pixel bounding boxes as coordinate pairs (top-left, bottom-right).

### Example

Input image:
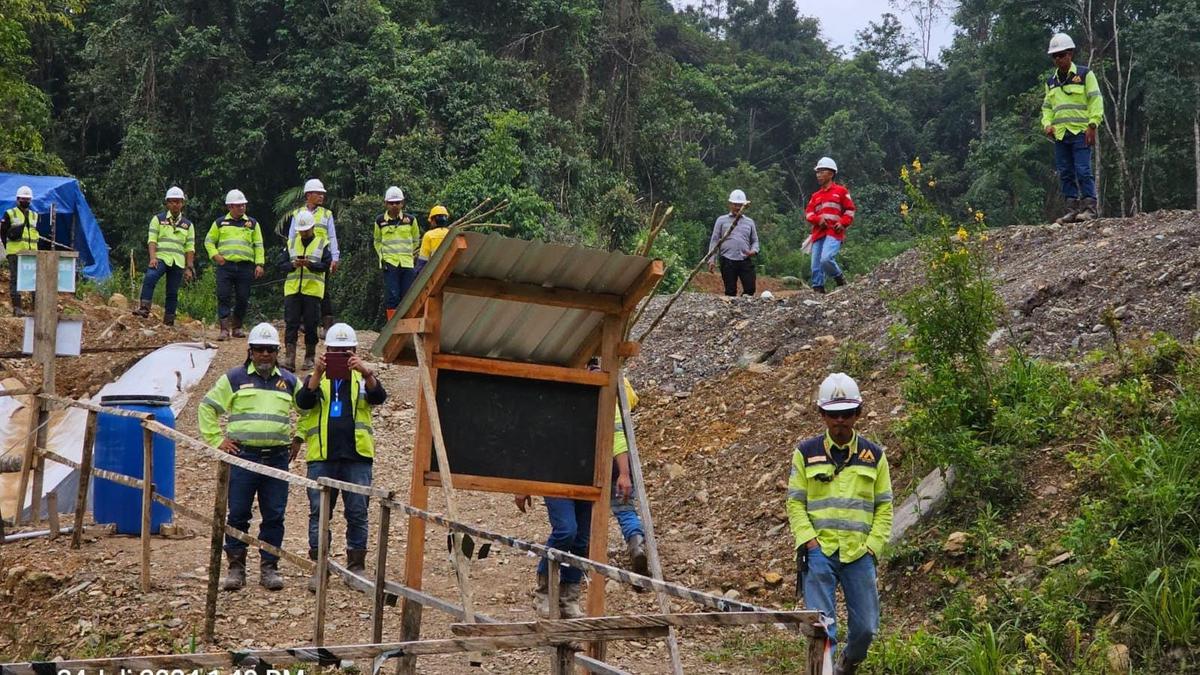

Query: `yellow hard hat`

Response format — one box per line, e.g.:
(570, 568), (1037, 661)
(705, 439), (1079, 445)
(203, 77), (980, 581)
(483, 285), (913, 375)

(428, 204), (450, 220)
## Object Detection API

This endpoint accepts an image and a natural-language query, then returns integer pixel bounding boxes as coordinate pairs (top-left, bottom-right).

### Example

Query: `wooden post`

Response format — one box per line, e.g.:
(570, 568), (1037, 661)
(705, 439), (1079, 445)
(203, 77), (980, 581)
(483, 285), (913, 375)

(548, 565), (572, 675)
(586, 314), (622, 662)
(33, 251), (58, 396)
(371, 497), (393, 644)
(140, 427), (154, 592)
(314, 485), (333, 646)
(27, 403), (49, 526)
(617, 374), (684, 675)
(71, 411), (99, 549)
(46, 492), (59, 539)
(204, 462), (231, 643)
(806, 629), (828, 675)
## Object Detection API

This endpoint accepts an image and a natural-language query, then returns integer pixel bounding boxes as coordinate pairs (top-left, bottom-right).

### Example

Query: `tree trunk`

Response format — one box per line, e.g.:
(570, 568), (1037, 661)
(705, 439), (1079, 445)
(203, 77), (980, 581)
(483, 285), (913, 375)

(1195, 97), (1200, 209)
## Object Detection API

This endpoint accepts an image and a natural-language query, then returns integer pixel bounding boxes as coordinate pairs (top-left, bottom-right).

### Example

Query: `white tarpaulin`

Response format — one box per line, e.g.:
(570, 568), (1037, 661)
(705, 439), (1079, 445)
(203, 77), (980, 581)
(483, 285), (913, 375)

(0, 342), (215, 521)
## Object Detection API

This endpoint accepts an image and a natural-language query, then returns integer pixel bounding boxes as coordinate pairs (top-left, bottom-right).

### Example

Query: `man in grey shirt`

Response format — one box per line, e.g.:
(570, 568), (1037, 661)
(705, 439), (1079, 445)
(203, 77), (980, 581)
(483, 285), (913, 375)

(707, 189), (759, 296)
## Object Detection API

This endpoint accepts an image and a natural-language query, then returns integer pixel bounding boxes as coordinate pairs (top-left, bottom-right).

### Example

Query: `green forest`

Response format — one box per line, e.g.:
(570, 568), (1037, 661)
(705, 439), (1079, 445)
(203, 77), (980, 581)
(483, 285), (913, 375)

(4, 0), (1200, 326)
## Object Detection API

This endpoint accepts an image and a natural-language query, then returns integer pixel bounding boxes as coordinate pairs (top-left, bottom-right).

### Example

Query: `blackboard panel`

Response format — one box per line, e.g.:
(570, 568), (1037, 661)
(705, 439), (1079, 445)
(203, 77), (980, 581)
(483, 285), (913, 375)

(434, 369), (600, 486)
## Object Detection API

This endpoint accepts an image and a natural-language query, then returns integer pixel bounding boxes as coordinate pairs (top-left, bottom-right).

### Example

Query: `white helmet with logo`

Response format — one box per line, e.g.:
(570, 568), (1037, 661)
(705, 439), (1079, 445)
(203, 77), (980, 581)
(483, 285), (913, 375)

(727, 189), (749, 205)
(816, 372), (863, 411)
(165, 186), (186, 201)
(325, 322), (358, 348)
(1047, 33), (1075, 54)
(225, 189), (248, 205)
(814, 156), (838, 172)
(15, 186), (33, 200)
(294, 209), (316, 232)
(248, 322), (281, 346)
(303, 178), (326, 194)
(385, 186), (405, 202)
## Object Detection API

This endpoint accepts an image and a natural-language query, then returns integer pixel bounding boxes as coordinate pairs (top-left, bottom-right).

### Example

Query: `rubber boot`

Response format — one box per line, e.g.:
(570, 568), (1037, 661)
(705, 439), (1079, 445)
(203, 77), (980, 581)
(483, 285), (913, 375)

(534, 573), (551, 618)
(812, 285), (826, 294)
(560, 582), (585, 619)
(133, 299), (151, 318)
(259, 560), (284, 591)
(283, 343), (297, 372)
(231, 317), (246, 338)
(1055, 199), (1080, 225)
(218, 317), (231, 341)
(163, 313), (175, 326)
(627, 534), (650, 579)
(221, 549), (246, 591)
(385, 309), (396, 322)
(347, 549), (368, 575)
(302, 345), (315, 371)
(307, 548), (329, 594)
(1075, 197), (1097, 222)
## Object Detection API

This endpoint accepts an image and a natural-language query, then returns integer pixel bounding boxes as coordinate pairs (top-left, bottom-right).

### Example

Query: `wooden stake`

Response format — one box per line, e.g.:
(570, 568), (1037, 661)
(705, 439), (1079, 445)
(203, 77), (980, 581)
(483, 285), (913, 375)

(204, 462), (230, 643)
(314, 485), (333, 645)
(372, 497), (393, 644)
(46, 492), (59, 539)
(16, 399), (45, 525)
(28, 403), (49, 526)
(548, 566), (572, 675)
(141, 427), (154, 592)
(71, 410), (98, 549)
(34, 251), (58, 395)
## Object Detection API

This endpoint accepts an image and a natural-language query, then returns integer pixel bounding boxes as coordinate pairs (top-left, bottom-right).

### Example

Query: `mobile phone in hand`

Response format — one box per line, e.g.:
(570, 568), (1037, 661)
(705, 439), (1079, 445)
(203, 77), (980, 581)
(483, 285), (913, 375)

(325, 351), (351, 379)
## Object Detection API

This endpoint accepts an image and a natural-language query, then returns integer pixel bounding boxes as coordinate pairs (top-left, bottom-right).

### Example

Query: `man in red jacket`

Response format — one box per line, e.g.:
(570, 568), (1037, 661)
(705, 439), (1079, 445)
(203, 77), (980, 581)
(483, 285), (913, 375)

(805, 157), (856, 294)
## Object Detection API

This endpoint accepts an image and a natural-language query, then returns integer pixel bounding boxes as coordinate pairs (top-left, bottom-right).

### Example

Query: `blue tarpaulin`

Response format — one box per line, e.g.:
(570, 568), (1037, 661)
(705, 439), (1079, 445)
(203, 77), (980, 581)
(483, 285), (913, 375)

(0, 173), (111, 279)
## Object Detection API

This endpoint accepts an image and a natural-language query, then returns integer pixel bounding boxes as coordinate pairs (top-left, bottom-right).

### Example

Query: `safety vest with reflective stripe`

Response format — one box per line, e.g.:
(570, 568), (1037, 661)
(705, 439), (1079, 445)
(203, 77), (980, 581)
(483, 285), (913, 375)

(374, 212), (419, 268)
(198, 364), (299, 448)
(292, 206), (333, 242)
(284, 235), (328, 298)
(299, 370), (375, 461)
(785, 432), (893, 563)
(805, 183), (856, 242)
(148, 212), (195, 268)
(4, 208), (39, 254)
(204, 213), (264, 264)
(1041, 63), (1104, 140)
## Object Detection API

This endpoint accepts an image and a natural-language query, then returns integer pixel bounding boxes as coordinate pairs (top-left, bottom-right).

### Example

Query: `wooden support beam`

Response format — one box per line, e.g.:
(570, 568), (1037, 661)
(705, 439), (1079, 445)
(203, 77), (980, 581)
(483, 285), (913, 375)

(616, 341), (639, 358)
(423, 473), (601, 501)
(443, 276), (624, 314)
(574, 653), (634, 675)
(16, 400), (45, 525)
(33, 251), (58, 395)
(390, 318), (427, 335)
(433, 352), (606, 386)
(140, 427), (154, 592)
(451, 611), (824, 637)
(384, 235), (464, 362)
(587, 313), (622, 662)
(204, 463), (230, 642)
(568, 327), (603, 368)
(70, 410), (98, 549)
(372, 495), (394, 644)
(621, 259), (665, 312)
(314, 485), (333, 645)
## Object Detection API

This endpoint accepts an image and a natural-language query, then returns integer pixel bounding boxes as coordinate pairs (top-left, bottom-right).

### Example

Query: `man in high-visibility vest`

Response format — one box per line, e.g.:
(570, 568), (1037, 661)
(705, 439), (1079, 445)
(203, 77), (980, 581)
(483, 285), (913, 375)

(280, 210), (331, 372)
(414, 204), (452, 275)
(205, 189), (264, 340)
(1041, 32), (1104, 223)
(134, 186), (195, 325)
(288, 179), (340, 333)
(1, 185), (39, 316)
(198, 323), (301, 591)
(294, 322), (387, 591)
(374, 186), (419, 321)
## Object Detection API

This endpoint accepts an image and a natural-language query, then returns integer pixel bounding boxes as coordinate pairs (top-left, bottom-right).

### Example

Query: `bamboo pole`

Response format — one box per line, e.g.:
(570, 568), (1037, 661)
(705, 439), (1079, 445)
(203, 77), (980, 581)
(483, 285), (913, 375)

(140, 427), (154, 592)
(71, 410), (98, 549)
(204, 462), (230, 642)
(314, 485), (333, 645)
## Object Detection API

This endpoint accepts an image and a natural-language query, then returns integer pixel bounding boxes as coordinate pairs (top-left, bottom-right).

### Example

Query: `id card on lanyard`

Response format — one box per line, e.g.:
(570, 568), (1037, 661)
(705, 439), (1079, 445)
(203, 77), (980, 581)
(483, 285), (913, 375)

(330, 380), (344, 417)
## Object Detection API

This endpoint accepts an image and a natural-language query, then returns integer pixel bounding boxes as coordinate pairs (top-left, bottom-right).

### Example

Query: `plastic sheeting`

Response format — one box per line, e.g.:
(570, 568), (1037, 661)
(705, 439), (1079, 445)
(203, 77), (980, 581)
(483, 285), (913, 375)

(0, 172), (112, 279)
(0, 343), (215, 521)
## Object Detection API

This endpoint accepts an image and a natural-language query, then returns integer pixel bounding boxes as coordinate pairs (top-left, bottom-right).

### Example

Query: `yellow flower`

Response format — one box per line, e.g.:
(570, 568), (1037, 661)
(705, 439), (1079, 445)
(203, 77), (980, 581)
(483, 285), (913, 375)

(900, 165), (909, 180)
(927, 179), (937, 188)
(900, 202), (909, 216)
(912, 157), (923, 173)
(955, 226), (968, 242)
(978, 233), (989, 242)
(942, 252), (951, 261)
(974, 210), (985, 223)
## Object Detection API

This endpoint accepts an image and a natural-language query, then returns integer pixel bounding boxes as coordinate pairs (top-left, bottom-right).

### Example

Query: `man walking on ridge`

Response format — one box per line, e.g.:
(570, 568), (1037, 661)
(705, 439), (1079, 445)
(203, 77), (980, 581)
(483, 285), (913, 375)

(1041, 33), (1104, 224)
(134, 186), (195, 325)
(707, 189), (758, 297)
(805, 157), (855, 294)
(205, 189), (264, 340)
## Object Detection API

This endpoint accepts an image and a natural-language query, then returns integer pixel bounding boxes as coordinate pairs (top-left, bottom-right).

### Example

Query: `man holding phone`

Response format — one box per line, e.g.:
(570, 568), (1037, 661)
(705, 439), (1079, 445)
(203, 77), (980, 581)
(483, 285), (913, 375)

(295, 323), (387, 590)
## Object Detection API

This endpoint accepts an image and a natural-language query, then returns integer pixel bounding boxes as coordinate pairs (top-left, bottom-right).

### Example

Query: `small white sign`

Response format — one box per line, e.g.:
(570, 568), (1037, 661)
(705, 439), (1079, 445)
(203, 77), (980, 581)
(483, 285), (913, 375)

(15, 254), (77, 293)
(22, 318), (83, 357)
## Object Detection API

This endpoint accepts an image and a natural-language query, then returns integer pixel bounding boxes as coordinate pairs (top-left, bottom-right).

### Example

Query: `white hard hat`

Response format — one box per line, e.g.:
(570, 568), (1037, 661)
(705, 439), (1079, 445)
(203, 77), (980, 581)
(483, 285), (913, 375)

(294, 209), (316, 232)
(303, 178), (326, 194)
(225, 189), (248, 205)
(15, 186), (33, 200)
(728, 189), (749, 204)
(814, 156), (838, 172)
(1047, 33), (1075, 54)
(325, 322), (358, 348)
(384, 186), (405, 202)
(165, 186), (186, 201)
(816, 372), (863, 411)
(760, 290), (774, 300)
(248, 322), (281, 347)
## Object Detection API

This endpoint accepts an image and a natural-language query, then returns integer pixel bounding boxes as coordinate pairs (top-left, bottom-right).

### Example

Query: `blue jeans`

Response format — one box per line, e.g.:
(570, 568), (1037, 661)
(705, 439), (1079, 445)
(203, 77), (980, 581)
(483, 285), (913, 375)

(611, 492), (643, 542)
(802, 548), (879, 665)
(810, 236), (843, 288)
(139, 262), (184, 315)
(1054, 131), (1096, 200)
(225, 449), (290, 564)
(382, 264), (417, 311)
(537, 498), (592, 584)
(306, 460), (373, 551)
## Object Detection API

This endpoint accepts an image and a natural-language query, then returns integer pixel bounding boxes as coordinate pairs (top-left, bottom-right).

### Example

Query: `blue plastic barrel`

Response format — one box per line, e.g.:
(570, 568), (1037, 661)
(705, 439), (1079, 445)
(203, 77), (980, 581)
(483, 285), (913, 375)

(93, 395), (176, 534)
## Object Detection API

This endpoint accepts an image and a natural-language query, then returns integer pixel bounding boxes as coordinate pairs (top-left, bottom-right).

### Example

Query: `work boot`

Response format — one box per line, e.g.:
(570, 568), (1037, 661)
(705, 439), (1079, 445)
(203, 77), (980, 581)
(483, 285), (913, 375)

(283, 343), (297, 372)
(218, 317), (231, 341)
(812, 285), (826, 294)
(307, 548), (330, 593)
(347, 549), (368, 575)
(259, 560), (285, 591)
(832, 274), (846, 288)
(627, 534), (649, 579)
(221, 549), (246, 591)
(133, 299), (151, 318)
(1055, 199), (1080, 224)
(302, 345), (315, 371)
(163, 313), (175, 326)
(231, 317), (246, 338)
(534, 573), (551, 618)
(1075, 197), (1098, 222)
(560, 582), (585, 619)
(834, 657), (861, 675)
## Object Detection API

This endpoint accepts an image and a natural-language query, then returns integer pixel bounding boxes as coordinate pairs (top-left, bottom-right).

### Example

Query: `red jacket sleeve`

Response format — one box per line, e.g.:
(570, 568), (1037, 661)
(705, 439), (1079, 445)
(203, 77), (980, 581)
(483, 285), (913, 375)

(839, 188), (856, 227)
(805, 192), (822, 226)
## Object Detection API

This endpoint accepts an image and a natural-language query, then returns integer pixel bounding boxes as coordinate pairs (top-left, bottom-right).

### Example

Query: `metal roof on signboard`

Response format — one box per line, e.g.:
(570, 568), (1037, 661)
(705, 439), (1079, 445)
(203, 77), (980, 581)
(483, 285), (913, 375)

(373, 229), (658, 366)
